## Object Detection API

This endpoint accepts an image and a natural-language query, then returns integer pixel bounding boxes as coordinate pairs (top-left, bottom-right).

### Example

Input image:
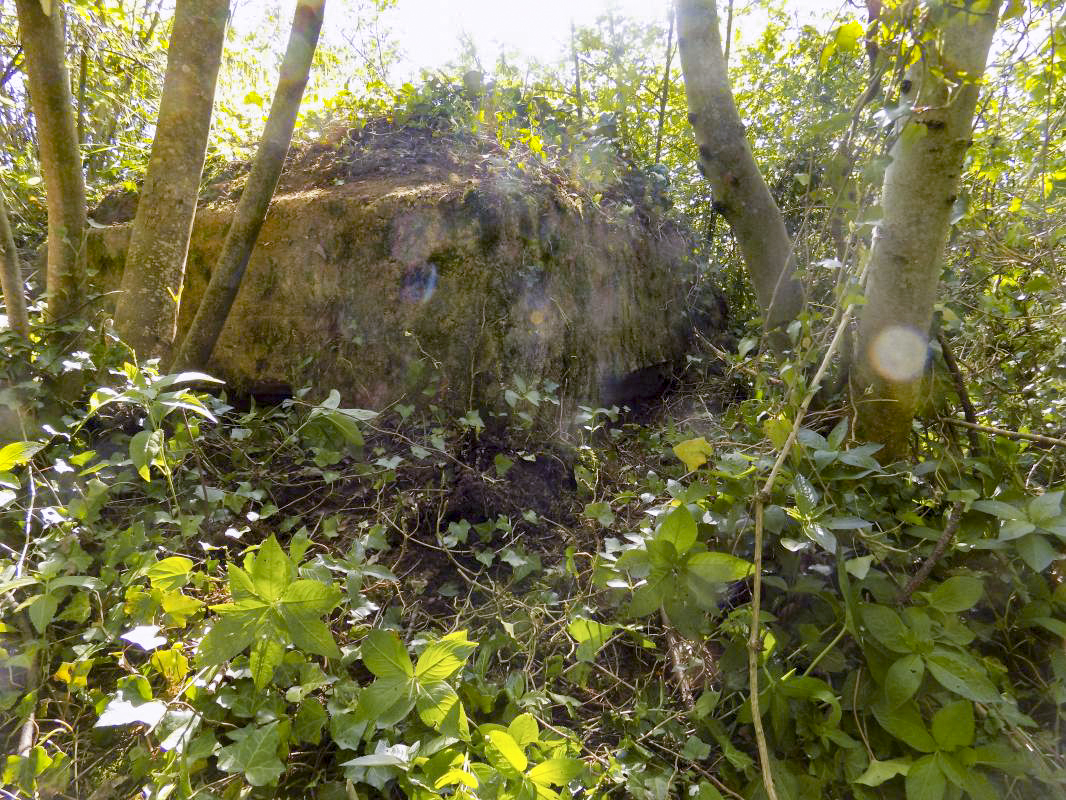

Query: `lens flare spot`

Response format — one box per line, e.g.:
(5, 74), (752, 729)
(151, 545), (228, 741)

(530, 309), (545, 326)
(868, 326), (928, 383)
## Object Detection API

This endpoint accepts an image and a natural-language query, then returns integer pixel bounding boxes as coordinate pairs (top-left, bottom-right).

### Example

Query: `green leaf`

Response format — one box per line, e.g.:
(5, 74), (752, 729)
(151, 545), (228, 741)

(293, 697), (327, 745)
(924, 648), (999, 704)
(971, 500), (1024, 520)
(528, 758), (583, 787)
(1029, 491), (1063, 526)
(362, 630), (414, 678)
(827, 418), (849, 450)
(198, 609), (262, 665)
(854, 758), (911, 787)
(280, 579), (340, 615)
(415, 630), (477, 682)
(1015, 533), (1056, 572)
(283, 615), (341, 660)
(686, 552), (752, 609)
(905, 755), (945, 800)
(872, 700), (936, 753)
(249, 637), (285, 690)
(657, 506), (697, 555)
(0, 441), (44, 471)
(146, 557), (194, 592)
(486, 730), (527, 773)
(568, 617), (616, 662)
(417, 680), (468, 736)
(28, 594), (58, 634)
(927, 576), (983, 613)
(861, 604), (912, 653)
(508, 713), (539, 747)
(885, 654), (924, 708)
(357, 675), (416, 727)
(216, 722), (285, 786)
(249, 536), (292, 601)
(931, 700), (974, 751)
(129, 429), (159, 481)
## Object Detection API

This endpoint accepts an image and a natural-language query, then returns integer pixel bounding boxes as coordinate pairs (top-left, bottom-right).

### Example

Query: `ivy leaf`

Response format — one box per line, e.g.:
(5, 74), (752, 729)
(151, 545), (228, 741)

(884, 654), (924, 708)
(362, 629), (414, 678)
(657, 506), (697, 555)
(121, 624), (168, 652)
(216, 722), (285, 787)
(415, 630), (477, 682)
(673, 437), (713, 471)
(927, 576), (983, 613)
(905, 754), (946, 800)
(96, 695), (168, 728)
(931, 700), (974, 751)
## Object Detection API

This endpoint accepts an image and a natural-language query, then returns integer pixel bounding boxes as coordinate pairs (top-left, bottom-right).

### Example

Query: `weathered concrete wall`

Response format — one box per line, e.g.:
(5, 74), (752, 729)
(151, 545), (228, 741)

(88, 166), (712, 410)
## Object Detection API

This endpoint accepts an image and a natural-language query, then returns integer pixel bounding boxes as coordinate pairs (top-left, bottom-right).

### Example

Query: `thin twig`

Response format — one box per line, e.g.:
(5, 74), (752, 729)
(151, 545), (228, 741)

(936, 332), (981, 456)
(941, 417), (1066, 449)
(896, 501), (965, 605)
(661, 609), (694, 708)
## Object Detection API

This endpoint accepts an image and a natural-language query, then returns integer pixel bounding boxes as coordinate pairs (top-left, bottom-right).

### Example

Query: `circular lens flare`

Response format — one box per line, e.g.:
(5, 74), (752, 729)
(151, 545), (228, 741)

(868, 326), (927, 383)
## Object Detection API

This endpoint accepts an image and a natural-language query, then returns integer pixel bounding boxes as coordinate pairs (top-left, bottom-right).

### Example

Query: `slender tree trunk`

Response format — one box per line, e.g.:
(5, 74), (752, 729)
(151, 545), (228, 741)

(571, 21), (583, 122)
(113, 0), (229, 361)
(0, 187), (30, 338)
(15, 0), (86, 322)
(675, 0), (805, 340)
(852, 1), (999, 459)
(174, 0), (326, 371)
(654, 11), (675, 164)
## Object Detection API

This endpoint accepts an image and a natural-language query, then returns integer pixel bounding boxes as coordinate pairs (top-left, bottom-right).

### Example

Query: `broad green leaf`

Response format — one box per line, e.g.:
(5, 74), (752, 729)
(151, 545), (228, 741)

(927, 576), (984, 613)
(28, 594), (58, 634)
(417, 680), (468, 737)
(1029, 490), (1063, 526)
(872, 700), (936, 753)
(971, 500), (1024, 520)
(528, 758), (583, 786)
(293, 697), (327, 745)
(885, 654), (924, 708)
(280, 579), (340, 612)
(673, 437), (713, 471)
(415, 630), (477, 682)
(0, 441), (44, 471)
(282, 615), (340, 659)
(249, 536), (292, 601)
(362, 629), (414, 678)
(357, 675), (416, 727)
(508, 713), (539, 747)
(932, 700), (974, 751)
(905, 755), (945, 800)
(657, 506), (697, 555)
(827, 418), (849, 450)
(249, 637), (285, 689)
(198, 610), (261, 665)
(686, 552), (752, 609)
(129, 429), (160, 482)
(216, 722), (285, 786)
(146, 557), (194, 592)
(860, 604), (912, 653)
(568, 617), (615, 662)
(924, 648), (999, 704)
(486, 730), (528, 773)
(854, 758), (911, 787)
(1015, 533), (1056, 572)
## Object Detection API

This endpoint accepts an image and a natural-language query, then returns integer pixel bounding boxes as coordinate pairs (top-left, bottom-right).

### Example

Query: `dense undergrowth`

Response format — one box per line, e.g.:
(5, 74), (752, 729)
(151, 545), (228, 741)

(1, 309), (1065, 800)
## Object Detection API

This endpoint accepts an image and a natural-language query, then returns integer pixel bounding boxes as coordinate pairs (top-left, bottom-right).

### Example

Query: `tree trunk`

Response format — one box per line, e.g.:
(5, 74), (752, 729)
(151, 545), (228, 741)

(852, 1), (999, 459)
(15, 0), (86, 322)
(0, 187), (30, 338)
(174, 0), (326, 372)
(113, 0), (229, 361)
(674, 0), (805, 341)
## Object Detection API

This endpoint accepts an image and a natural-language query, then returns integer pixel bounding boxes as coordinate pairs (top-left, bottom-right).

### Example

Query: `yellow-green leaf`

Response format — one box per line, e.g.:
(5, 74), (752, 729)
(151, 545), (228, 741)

(673, 437), (713, 471)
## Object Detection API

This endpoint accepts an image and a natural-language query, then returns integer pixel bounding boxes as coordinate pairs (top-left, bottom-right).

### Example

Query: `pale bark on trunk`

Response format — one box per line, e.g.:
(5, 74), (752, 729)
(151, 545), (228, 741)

(15, 0), (86, 322)
(174, 0), (326, 371)
(674, 0), (805, 340)
(853, 1), (999, 459)
(113, 0), (229, 361)
(0, 188), (30, 338)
